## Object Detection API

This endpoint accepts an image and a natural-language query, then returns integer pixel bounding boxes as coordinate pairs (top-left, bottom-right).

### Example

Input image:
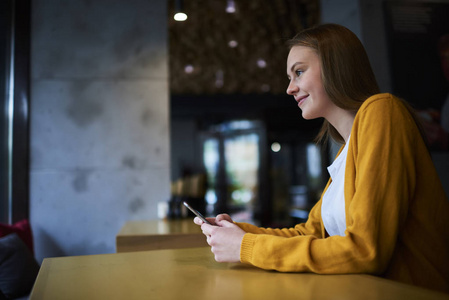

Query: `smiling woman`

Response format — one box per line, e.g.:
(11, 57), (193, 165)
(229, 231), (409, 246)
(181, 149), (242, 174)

(287, 24), (380, 144)
(286, 45), (358, 144)
(191, 24), (449, 294)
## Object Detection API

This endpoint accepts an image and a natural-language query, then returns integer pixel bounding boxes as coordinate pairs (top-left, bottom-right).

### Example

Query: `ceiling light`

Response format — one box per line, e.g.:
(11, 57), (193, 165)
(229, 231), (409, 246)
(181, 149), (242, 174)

(228, 40), (238, 48)
(174, 0), (187, 21)
(184, 65), (194, 74)
(174, 12), (187, 21)
(257, 59), (267, 68)
(271, 142), (281, 152)
(226, 0), (236, 13)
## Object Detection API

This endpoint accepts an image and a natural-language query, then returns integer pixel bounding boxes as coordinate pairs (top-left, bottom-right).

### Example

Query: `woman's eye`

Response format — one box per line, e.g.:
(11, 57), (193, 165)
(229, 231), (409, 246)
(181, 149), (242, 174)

(295, 70), (303, 76)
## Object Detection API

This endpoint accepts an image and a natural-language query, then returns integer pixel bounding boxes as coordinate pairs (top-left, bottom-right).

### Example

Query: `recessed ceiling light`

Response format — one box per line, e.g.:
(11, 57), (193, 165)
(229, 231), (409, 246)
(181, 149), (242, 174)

(184, 65), (194, 73)
(257, 59), (267, 68)
(226, 0), (236, 13)
(228, 40), (238, 48)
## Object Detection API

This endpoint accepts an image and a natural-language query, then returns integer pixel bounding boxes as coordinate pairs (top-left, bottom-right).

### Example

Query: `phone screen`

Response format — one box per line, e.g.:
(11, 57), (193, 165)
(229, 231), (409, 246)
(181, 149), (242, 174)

(183, 201), (211, 224)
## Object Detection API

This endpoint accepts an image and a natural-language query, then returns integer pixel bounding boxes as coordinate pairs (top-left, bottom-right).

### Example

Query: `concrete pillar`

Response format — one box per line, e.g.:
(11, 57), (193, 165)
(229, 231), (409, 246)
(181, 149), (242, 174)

(30, 0), (170, 262)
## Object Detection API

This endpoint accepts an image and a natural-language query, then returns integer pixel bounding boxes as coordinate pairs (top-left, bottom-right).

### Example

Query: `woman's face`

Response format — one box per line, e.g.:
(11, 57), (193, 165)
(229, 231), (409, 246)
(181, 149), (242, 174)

(286, 46), (335, 120)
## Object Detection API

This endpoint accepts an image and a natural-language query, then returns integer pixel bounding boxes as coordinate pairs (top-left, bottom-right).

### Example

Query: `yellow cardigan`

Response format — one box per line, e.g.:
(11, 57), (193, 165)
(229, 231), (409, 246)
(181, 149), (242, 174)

(238, 93), (449, 293)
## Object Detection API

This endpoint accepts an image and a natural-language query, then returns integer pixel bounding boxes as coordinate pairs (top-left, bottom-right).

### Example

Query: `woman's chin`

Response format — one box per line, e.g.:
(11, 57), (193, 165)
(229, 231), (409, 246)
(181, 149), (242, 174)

(301, 111), (312, 120)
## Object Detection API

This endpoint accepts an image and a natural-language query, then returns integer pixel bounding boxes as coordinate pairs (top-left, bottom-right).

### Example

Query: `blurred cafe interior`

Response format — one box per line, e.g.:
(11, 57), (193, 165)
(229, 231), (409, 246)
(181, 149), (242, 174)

(170, 0), (449, 228)
(169, 0), (329, 228)
(1, 0), (449, 287)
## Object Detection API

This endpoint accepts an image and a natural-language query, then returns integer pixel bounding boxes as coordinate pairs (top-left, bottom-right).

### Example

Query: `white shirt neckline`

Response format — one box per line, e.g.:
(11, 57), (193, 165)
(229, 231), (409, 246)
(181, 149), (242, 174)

(321, 137), (350, 237)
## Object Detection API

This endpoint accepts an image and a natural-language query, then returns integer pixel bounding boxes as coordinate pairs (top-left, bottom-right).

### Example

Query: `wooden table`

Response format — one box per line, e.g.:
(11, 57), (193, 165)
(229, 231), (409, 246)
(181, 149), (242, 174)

(30, 247), (449, 300)
(116, 219), (207, 252)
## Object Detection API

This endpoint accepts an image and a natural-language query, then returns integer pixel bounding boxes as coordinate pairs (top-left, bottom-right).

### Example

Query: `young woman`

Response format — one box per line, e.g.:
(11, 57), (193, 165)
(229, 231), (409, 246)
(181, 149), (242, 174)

(194, 24), (449, 293)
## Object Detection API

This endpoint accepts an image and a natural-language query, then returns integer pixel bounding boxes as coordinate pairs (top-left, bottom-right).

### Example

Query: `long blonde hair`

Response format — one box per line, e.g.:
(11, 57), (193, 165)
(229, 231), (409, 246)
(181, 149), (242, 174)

(288, 24), (380, 144)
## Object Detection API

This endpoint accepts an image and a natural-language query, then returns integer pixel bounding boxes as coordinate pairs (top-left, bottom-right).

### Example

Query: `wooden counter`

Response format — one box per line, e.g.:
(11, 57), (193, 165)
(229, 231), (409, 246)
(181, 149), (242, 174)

(30, 247), (449, 300)
(116, 219), (207, 252)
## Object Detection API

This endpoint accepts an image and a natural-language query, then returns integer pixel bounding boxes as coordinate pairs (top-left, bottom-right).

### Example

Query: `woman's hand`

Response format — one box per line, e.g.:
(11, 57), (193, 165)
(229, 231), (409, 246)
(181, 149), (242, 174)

(200, 219), (245, 263)
(193, 213), (233, 226)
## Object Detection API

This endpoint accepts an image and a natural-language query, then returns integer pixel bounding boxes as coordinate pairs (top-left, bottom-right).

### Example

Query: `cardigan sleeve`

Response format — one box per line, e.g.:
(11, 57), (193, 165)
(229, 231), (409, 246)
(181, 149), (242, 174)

(236, 196), (326, 238)
(239, 94), (418, 274)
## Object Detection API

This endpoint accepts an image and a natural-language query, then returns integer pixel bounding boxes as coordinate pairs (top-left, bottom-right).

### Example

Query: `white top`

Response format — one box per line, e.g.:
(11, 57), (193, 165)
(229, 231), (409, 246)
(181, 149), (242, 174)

(321, 137), (350, 237)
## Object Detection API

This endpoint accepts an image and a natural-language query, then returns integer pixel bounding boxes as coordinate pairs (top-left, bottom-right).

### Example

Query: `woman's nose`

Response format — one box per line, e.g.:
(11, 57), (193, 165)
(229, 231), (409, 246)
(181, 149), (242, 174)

(286, 81), (298, 95)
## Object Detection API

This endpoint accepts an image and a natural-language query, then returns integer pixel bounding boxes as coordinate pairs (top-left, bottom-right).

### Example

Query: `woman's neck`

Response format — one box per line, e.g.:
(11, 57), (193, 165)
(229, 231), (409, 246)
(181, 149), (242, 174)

(327, 108), (356, 143)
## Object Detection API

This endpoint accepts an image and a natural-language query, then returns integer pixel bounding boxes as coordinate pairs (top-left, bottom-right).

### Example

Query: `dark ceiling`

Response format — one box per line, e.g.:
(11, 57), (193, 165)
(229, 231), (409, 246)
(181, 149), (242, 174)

(169, 0), (322, 139)
(169, 0), (320, 95)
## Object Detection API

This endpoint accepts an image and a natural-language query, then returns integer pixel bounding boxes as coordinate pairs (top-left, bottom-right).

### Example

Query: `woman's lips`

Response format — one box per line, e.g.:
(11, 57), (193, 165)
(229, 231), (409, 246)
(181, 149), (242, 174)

(296, 95), (308, 107)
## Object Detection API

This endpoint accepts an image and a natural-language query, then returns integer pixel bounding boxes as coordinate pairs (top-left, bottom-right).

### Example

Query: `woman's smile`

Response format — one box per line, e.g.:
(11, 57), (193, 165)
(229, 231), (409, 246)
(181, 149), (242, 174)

(296, 95), (309, 107)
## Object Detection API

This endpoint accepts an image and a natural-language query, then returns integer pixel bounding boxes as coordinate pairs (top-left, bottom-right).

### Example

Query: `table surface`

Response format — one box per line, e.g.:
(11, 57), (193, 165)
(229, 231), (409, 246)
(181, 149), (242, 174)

(30, 247), (449, 300)
(116, 219), (207, 252)
(117, 219), (201, 235)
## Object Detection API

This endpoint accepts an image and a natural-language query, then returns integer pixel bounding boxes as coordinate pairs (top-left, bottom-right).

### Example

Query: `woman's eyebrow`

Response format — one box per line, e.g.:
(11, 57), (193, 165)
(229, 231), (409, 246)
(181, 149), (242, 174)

(290, 62), (304, 72)
(288, 62), (304, 76)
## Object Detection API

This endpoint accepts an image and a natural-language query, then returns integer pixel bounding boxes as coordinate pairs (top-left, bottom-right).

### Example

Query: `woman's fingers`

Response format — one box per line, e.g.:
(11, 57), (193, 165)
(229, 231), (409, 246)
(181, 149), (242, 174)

(215, 214), (233, 223)
(203, 221), (245, 263)
(193, 216), (216, 225)
(201, 223), (215, 236)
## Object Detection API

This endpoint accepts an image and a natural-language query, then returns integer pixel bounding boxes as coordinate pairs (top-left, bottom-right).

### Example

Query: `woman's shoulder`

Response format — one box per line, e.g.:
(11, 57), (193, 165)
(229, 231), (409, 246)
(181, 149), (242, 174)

(358, 93), (409, 117)
(361, 93), (399, 109)
(353, 93), (419, 138)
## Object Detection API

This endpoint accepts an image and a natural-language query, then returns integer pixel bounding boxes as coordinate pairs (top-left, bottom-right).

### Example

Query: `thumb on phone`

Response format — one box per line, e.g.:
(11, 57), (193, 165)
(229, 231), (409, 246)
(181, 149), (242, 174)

(216, 219), (235, 228)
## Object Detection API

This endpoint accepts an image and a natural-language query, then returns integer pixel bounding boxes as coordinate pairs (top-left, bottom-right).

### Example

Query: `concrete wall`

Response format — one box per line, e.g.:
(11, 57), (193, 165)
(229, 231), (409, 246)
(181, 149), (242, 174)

(30, 0), (170, 263)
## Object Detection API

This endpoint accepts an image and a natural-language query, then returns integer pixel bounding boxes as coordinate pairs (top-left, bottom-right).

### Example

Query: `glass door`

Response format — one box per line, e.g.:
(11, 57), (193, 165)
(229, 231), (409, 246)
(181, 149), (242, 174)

(202, 121), (263, 223)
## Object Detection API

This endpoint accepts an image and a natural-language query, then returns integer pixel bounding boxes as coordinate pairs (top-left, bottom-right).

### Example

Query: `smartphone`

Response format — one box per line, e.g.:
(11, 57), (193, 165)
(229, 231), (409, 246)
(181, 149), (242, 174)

(183, 201), (211, 225)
